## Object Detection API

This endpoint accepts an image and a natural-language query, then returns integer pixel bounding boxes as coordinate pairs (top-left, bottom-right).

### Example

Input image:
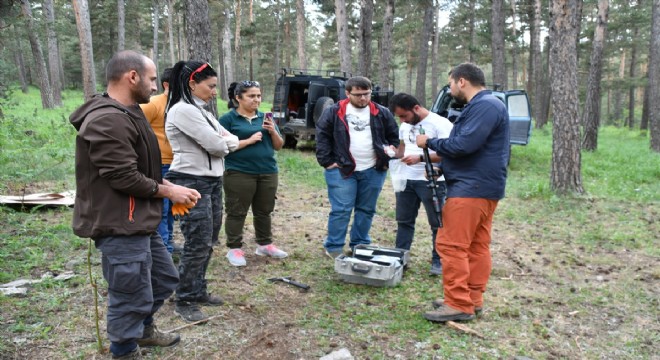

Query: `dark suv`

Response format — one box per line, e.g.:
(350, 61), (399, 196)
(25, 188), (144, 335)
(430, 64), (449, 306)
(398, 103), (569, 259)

(271, 68), (393, 148)
(430, 85), (533, 145)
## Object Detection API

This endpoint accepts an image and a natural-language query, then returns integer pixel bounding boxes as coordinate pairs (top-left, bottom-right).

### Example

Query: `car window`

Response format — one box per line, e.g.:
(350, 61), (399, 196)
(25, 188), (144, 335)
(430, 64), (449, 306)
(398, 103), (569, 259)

(508, 95), (530, 117)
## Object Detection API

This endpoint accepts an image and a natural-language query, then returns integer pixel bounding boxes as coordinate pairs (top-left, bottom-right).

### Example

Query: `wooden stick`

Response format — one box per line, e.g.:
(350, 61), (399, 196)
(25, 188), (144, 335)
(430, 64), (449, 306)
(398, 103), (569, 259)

(163, 314), (222, 333)
(446, 321), (485, 338)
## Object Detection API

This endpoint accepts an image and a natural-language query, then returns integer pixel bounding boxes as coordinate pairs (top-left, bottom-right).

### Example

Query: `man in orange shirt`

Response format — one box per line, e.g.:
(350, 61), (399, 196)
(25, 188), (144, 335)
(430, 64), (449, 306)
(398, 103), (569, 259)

(141, 67), (180, 254)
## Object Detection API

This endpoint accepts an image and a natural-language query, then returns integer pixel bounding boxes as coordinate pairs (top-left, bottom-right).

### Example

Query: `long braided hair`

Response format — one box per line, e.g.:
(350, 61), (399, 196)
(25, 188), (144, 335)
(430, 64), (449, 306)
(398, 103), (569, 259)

(166, 60), (217, 113)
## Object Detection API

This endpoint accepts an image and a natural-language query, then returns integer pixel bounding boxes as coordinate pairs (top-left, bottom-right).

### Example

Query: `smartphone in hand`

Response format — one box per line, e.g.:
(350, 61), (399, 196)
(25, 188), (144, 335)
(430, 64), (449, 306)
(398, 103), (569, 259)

(263, 112), (274, 129)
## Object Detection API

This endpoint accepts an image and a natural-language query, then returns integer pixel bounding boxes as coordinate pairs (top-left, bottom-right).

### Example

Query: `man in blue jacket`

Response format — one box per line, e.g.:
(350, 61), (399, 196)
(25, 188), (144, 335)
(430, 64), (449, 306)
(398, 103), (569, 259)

(316, 76), (399, 258)
(416, 63), (509, 322)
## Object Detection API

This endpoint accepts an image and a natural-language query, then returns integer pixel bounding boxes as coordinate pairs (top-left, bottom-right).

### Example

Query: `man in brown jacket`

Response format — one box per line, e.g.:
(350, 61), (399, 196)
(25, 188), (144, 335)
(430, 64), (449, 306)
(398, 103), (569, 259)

(70, 50), (201, 359)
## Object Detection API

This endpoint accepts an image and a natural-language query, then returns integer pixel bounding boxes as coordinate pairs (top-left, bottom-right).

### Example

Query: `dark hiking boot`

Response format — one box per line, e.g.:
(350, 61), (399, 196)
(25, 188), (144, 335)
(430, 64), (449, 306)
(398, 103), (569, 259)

(112, 346), (142, 359)
(197, 293), (224, 306)
(174, 302), (208, 323)
(137, 324), (180, 348)
(432, 298), (482, 316)
(424, 304), (475, 322)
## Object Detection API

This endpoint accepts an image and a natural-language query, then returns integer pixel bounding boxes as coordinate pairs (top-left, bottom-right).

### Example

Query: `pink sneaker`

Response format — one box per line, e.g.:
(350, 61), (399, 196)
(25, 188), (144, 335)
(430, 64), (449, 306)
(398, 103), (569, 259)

(226, 249), (246, 266)
(255, 244), (288, 259)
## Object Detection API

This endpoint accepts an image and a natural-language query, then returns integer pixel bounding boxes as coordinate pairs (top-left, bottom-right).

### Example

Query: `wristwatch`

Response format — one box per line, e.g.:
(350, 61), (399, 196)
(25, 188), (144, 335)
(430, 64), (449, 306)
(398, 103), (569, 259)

(419, 155), (424, 162)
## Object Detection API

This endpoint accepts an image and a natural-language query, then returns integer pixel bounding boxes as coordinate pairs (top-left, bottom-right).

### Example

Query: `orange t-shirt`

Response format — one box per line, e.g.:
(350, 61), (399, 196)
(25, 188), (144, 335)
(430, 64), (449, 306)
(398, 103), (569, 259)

(140, 93), (173, 164)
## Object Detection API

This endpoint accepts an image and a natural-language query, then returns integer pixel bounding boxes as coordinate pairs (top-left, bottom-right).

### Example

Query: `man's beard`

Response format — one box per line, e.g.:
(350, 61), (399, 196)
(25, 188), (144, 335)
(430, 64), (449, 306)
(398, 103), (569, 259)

(134, 79), (153, 104)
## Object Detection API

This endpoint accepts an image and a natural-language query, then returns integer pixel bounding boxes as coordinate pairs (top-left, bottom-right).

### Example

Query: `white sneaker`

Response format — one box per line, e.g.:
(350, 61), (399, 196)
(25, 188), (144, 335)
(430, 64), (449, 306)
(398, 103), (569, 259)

(226, 249), (246, 266)
(255, 244), (288, 258)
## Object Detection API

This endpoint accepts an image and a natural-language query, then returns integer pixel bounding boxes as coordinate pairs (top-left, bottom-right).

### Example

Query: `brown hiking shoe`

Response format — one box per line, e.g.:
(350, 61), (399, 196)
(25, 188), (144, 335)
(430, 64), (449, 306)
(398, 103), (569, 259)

(197, 293), (224, 306)
(424, 304), (475, 322)
(432, 299), (483, 316)
(137, 324), (180, 348)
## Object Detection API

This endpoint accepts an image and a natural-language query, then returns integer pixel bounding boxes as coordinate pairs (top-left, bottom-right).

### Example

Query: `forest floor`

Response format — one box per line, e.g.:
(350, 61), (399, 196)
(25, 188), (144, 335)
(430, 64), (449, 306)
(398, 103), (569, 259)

(1, 150), (658, 360)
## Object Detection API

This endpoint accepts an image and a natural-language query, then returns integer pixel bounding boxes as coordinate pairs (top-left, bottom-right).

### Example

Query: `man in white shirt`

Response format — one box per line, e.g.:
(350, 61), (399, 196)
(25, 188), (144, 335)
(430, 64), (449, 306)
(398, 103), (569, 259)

(316, 76), (400, 258)
(387, 93), (453, 275)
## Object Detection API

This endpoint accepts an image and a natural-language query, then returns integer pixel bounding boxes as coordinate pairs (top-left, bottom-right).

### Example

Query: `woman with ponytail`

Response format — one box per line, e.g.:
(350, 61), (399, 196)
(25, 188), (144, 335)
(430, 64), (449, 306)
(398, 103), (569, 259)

(165, 60), (239, 323)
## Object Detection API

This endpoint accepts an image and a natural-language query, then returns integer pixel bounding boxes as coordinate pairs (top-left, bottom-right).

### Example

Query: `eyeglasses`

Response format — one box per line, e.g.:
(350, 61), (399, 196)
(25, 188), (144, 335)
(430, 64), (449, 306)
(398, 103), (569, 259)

(189, 63), (210, 82)
(349, 91), (372, 98)
(240, 80), (260, 88)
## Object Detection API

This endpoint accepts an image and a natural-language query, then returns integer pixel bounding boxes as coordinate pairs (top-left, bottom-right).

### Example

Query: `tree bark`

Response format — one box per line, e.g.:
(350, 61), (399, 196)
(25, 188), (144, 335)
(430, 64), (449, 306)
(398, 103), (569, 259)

(582, 0), (608, 151)
(378, 0), (394, 88)
(414, 1), (433, 103)
(431, 5), (440, 99)
(491, 0), (507, 89)
(20, 0), (55, 109)
(152, 0), (160, 88)
(549, 0), (583, 195)
(649, 0), (660, 151)
(531, 0), (544, 128)
(12, 26), (29, 94)
(167, 0), (175, 65)
(613, 51), (625, 124)
(222, 5), (233, 87)
(296, 0), (307, 70)
(358, 0), (373, 77)
(43, 0), (62, 106)
(641, 77), (649, 130)
(73, 0), (97, 102)
(117, 0), (125, 51)
(184, 0), (215, 115)
(249, 0), (254, 80)
(335, 0), (352, 74)
(406, 35), (414, 94)
(538, 35), (552, 128)
(509, 0), (519, 89)
(469, 0), (476, 63)
(284, 1), (291, 69)
(627, 6), (640, 129)
(234, 0), (242, 77)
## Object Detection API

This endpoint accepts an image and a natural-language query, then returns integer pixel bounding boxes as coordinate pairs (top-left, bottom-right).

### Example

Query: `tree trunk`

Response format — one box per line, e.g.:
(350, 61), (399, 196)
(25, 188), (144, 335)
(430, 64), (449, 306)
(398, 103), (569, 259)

(185, 0), (212, 62)
(469, 0), (476, 63)
(531, 0), (543, 128)
(540, 35), (552, 127)
(295, 0), (307, 70)
(406, 35), (414, 94)
(275, 0), (282, 76)
(234, 0), (242, 77)
(284, 2), (291, 69)
(491, 0), (507, 89)
(641, 77), (649, 130)
(358, 0), (374, 77)
(649, 0), (660, 151)
(415, 1), (434, 103)
(335, 0), (352, 74)
(613, 51), (625, 125)
(222, 6), (234, 87)
(13, 26), (29, 93)
(431, 5), (440, 99)
(167, 0), (175, 65)
(152, 0), (160, 88)
(185, 0), (215, 115)
(73, 0), (97, 102)
(117, 0), (125, 51)
(509, 0), (519, 89)
(217, 20), (226, 101)
(627, 13), (640, 129)
(43, 0), (62, 106)
(582, 0), (608, 151)
(549, 0), (583, 195)
(378, 0), (394, 88)
(20, 0), (55, 109)
(249, 0), (254, 80)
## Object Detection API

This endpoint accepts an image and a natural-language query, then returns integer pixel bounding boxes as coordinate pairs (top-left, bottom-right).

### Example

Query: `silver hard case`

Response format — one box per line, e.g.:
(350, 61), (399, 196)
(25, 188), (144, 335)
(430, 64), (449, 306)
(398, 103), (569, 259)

(334, 245), (410, 287)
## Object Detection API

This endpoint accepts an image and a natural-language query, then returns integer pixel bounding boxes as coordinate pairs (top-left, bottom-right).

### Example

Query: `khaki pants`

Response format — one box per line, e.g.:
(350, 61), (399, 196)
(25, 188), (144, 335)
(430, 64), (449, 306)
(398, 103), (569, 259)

(436, 197), (498, 314)
(223, 170), (278, 248)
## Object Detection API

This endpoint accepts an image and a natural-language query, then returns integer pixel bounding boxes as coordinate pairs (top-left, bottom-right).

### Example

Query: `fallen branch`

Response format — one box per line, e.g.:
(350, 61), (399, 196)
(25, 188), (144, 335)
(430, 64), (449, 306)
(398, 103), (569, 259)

(446, 321), (485, 338)
(163, 314), (223, 333)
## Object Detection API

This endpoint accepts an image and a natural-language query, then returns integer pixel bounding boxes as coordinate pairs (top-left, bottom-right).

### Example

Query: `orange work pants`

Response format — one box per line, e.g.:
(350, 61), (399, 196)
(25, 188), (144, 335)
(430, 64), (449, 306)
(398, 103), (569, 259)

(436, 197), (498, 315)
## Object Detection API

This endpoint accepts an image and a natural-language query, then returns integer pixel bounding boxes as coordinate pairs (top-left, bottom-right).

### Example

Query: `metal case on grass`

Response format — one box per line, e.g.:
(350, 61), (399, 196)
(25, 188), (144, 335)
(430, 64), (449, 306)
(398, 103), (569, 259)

(334, 245), (409, 287)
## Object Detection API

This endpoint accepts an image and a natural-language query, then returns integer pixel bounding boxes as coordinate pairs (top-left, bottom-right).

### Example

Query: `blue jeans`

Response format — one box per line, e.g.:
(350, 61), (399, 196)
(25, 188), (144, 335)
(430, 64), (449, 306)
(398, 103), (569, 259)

(323, 167), (387, 253)
(157, 164), (175, 253)
(395, 180), (446, 264)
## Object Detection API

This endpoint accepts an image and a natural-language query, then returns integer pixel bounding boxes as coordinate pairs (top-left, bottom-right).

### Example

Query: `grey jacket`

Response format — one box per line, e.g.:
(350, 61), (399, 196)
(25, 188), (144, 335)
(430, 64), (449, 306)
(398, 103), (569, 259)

(166, 101), (239, 177)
